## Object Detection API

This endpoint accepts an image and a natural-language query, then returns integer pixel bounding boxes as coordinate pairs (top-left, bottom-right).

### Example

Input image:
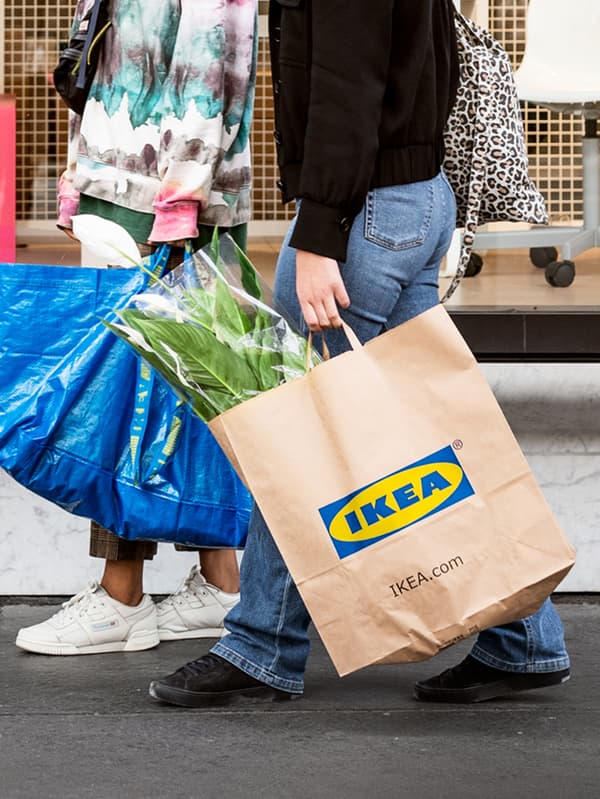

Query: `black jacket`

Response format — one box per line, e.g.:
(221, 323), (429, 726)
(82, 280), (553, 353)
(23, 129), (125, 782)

(269, 0), (459, 261)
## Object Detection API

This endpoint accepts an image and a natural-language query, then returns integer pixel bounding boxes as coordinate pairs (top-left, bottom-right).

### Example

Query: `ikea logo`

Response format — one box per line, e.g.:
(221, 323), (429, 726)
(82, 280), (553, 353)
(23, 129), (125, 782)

(319, 445), (474, 559)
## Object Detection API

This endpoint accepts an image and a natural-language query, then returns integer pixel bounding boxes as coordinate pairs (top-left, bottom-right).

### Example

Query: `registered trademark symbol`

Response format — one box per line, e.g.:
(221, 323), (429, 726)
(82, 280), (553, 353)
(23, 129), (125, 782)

(452, 439), (463, 450)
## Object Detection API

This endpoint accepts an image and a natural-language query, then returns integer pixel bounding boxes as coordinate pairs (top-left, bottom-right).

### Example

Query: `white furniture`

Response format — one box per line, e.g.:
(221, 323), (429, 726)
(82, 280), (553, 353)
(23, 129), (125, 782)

(472, 0), (600, 286)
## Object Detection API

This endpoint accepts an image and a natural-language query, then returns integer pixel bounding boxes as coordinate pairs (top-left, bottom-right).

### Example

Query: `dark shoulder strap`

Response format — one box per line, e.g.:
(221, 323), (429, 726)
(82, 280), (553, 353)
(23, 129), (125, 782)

(76, 0), (109, 90)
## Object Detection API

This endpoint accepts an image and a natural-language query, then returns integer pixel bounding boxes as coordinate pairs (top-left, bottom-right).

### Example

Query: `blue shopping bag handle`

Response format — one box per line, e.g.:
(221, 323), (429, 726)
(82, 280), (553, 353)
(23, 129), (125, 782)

(128, 243), (192, 485)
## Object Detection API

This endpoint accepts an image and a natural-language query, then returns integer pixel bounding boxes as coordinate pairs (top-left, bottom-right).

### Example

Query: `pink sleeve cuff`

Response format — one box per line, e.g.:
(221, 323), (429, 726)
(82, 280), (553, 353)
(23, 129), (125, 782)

(149, 203), (199, 243)
(57, 174), (80, 230)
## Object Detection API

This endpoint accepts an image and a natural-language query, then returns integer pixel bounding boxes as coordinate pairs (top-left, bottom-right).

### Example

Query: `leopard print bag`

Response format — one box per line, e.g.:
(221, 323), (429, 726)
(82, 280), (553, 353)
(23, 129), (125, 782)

(441, 12), (548, 301)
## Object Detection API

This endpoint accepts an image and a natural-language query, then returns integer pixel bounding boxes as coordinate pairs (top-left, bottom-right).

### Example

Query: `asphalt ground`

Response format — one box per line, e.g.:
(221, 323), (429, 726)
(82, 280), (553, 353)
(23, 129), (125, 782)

(0, 601), (598, 799)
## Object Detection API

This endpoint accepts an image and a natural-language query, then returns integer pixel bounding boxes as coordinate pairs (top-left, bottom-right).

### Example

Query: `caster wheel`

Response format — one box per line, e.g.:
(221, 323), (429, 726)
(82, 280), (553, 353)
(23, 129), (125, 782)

(545, 260), (575, 287)
(465, 252), (483, 277)
(530, 246), (558, 269)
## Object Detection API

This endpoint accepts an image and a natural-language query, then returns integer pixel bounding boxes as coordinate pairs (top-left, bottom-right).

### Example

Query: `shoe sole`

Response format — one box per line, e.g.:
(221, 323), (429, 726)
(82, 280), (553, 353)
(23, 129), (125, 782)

(148, 681), (297, 708)
(15, 630), (160, 656)
(158, 628), (224, 641)
(414, 670), (571, 703)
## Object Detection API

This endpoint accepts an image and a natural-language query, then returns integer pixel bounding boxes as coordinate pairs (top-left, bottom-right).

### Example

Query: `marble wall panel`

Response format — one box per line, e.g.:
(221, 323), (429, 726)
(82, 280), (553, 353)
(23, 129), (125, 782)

(1, 364), (598, 595)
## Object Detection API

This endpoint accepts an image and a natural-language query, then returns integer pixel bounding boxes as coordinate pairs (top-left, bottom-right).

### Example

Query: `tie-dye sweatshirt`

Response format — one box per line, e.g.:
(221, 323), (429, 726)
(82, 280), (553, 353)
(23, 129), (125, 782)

(58, 0), (257, 242)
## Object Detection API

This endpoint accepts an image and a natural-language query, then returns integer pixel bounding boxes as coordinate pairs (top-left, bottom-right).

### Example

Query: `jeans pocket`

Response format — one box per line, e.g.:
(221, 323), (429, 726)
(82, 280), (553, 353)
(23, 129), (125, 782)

(364, 182), (435, 251)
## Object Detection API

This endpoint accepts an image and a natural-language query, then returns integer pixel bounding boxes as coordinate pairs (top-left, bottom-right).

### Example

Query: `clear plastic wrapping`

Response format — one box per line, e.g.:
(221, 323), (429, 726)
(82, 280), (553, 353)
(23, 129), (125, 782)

(106, 233), (321, 423)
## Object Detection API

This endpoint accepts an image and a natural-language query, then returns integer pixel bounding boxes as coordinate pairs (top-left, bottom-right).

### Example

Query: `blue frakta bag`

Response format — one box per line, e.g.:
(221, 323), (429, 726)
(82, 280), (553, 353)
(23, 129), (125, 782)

(0, 250), (251, 547)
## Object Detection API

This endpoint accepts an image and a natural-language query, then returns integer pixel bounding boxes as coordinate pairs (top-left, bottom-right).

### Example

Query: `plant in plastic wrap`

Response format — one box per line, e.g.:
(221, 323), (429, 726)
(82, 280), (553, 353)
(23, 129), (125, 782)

(105, 232), (321, 423)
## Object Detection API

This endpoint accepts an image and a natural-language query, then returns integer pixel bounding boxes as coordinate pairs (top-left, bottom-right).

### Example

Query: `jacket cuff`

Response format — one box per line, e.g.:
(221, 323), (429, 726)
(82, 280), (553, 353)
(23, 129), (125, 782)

(289, 198), (353, 262)
(149, 203), (199, 243)
(57, 175), (80, 230)
(57, 197), (79, 230)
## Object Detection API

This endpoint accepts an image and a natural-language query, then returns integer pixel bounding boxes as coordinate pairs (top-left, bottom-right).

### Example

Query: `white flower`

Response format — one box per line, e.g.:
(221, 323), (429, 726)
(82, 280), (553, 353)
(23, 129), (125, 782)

(72, 215), (142, 267)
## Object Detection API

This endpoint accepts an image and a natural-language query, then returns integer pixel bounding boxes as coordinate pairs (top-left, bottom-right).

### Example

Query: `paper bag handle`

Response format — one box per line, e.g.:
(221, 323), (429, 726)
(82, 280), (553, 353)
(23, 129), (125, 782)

(306, 332), (330, 370)
(340, 321), (362, 351)
(305, 321), (361, 371)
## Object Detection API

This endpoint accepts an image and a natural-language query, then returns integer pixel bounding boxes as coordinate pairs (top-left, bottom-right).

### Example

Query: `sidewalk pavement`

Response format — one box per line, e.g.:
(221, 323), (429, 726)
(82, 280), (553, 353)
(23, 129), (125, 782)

(1, 601), (598, 799)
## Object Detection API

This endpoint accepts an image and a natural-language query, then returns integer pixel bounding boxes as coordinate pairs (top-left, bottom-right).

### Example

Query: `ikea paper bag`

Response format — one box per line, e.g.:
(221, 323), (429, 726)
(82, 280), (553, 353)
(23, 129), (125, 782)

(209, 305), (575, 676)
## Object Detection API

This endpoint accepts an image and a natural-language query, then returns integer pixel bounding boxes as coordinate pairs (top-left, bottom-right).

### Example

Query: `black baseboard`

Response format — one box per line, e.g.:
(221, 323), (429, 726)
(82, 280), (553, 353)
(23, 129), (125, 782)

(450, 308), (600, 362)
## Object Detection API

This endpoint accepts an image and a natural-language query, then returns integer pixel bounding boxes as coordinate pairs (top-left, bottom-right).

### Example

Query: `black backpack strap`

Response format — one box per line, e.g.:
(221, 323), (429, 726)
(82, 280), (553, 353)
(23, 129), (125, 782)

(76, 0), (106, 90)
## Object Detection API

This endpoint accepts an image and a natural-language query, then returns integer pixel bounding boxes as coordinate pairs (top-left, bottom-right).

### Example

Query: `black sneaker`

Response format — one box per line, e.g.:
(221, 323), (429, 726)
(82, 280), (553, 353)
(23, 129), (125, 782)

(148, 653), (298, 707)
(414, 655), (570, 703)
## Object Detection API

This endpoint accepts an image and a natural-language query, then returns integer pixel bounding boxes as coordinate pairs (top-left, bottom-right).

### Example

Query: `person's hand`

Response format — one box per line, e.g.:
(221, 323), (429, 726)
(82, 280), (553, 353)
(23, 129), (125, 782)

(61, 227), (79, 243)
(296, 250), (350, 332)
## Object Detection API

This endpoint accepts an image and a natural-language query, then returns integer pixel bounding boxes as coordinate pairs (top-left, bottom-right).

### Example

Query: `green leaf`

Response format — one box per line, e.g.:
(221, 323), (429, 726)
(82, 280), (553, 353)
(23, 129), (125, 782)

(280, 333), (312, 381)
(120, 311), (261, 411)
(104, 320), (216, 422)
(251, 310), (285, 390)
(209, 227), (222, 272)
(213, 276), (253, 347)
(202, 386), (250, 414)
(233, 239), (263, 300)
(182, 286), (216, 331)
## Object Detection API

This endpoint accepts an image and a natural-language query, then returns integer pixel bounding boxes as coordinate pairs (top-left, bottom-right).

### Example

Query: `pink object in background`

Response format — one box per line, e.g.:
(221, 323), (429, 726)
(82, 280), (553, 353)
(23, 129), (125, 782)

(0, 95), (16, 263)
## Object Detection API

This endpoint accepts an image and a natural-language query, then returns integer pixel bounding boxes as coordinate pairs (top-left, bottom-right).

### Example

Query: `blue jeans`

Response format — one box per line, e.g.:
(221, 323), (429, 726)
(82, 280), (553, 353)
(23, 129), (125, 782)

(212, 173), (570, 692)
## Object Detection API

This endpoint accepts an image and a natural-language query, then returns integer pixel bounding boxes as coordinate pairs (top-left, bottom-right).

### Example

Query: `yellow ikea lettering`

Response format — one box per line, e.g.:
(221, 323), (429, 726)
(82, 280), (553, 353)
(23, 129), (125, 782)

(329, 463), (463, 543)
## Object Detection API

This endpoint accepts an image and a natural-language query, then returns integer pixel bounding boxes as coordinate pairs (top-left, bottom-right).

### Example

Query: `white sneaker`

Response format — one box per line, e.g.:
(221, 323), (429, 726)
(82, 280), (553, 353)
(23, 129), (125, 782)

(156, 565), (240, 640)
(15, 582), (159, 655)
